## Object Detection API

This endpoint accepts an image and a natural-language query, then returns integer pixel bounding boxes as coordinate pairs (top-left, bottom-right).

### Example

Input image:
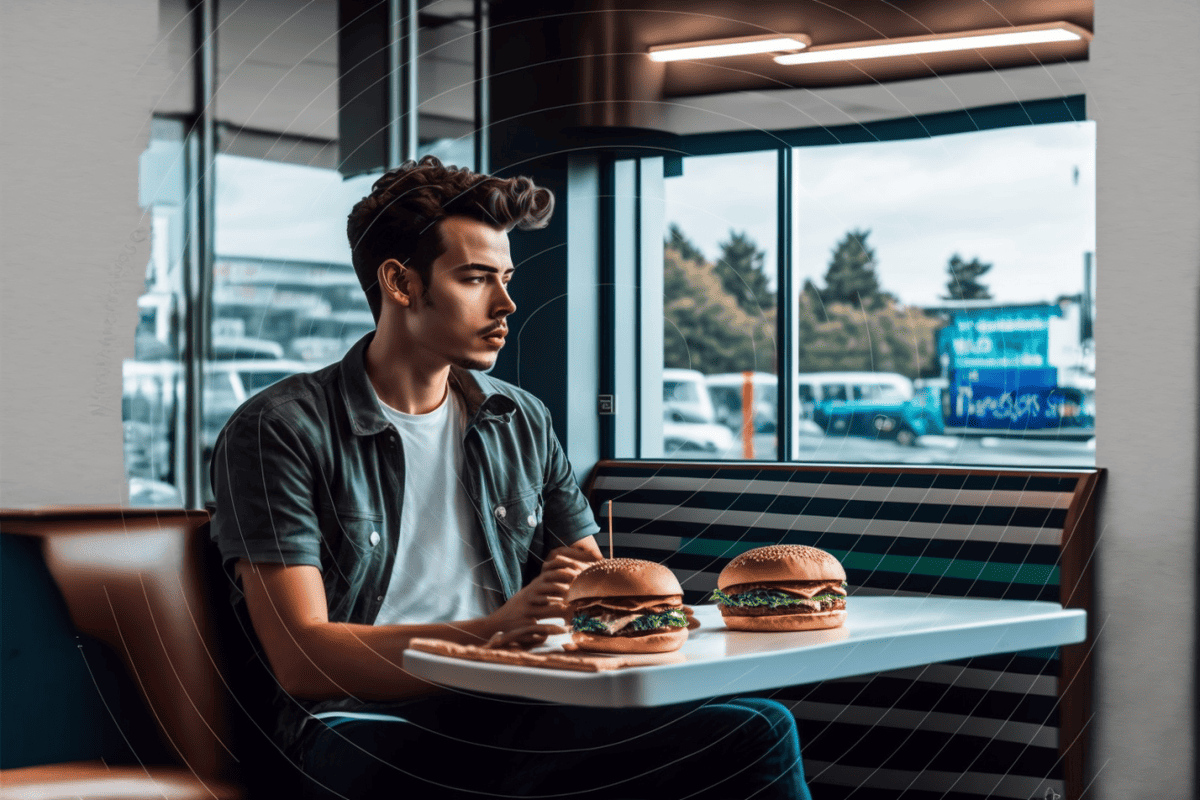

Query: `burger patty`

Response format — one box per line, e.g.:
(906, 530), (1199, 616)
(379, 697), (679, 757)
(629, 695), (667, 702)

(720, 596), (846, 617)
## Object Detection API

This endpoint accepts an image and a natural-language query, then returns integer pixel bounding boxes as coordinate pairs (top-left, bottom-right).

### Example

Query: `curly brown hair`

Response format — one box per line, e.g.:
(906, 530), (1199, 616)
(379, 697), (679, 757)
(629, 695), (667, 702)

(347, 155), (555, 320)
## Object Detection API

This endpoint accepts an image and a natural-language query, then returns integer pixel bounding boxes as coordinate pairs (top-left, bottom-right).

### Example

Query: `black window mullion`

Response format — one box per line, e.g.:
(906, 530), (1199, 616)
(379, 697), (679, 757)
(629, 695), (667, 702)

(182, 0), (217, 509)
(776, 146), (793, 462)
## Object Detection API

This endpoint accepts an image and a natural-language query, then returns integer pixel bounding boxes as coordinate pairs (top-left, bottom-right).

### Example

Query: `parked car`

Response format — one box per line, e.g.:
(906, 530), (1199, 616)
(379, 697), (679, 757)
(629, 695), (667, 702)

(813, 385), (943, 447)
(663, 407), (737, 456)
(663, 368), (717, 424)
(212, 336), (285, 360)
(796, 371), (914, 406)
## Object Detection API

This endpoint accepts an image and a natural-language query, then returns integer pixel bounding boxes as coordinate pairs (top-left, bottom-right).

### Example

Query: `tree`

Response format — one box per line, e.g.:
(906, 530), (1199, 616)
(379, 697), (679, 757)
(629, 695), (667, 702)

(943, 254), (993, 300)
(662, 231), (775, 375)
(666, 223), (706, 264)
(715, 230), (775, 316)
(822, 229), (885, 309)
(794, 290), (944, 378)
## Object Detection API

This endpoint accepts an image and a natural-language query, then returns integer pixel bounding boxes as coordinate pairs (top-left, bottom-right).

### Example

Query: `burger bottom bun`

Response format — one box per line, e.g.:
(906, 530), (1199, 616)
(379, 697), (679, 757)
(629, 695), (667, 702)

(721, 609), (847, 632)
(571, 627), (688, 654)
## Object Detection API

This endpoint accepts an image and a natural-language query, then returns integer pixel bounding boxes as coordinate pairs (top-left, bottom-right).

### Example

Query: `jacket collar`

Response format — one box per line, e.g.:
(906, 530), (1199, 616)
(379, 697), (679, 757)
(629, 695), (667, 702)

(339, 332), (517, 436)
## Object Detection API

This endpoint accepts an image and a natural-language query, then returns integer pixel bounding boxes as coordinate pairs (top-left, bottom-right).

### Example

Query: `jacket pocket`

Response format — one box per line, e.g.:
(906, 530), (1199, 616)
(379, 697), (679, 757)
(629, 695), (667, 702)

(492, 490), (543, 563)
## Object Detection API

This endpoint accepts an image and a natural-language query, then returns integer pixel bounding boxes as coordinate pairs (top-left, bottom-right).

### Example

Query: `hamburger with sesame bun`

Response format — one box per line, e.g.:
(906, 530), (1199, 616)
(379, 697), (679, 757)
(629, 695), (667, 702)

(567, 558), (692, 653)
(713, 545), (848, 632)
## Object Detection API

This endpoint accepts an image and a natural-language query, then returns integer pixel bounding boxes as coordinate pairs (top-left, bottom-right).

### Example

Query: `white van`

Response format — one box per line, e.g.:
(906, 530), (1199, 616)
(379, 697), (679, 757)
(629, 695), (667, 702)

(662, 368), (716, 424)
(795, 371), (914, 415)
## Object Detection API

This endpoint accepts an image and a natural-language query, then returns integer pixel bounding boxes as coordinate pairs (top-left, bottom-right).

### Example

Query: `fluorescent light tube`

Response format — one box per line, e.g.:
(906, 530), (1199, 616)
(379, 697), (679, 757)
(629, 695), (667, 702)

(774, 22), (1091, 65)
(649, 34), (811, 62)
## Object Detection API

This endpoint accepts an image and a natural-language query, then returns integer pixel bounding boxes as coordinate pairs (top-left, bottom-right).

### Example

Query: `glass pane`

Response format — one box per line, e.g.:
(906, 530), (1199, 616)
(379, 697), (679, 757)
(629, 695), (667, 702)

(124, 118), (187, 507)
(418, 3), (477, 169)
(661, 151), (778, 459)
(791, 121), (1096, 466)
(209, 155), (381, 501)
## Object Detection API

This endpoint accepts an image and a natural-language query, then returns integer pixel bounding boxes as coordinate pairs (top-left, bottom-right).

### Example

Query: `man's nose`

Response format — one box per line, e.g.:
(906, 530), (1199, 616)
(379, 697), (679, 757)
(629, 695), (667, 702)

(495, 282), (517, 316)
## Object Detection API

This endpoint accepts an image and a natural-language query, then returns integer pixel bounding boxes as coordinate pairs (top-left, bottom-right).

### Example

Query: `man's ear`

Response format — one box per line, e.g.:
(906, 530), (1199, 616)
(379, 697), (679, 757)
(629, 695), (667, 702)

(378, 258), (417, 307)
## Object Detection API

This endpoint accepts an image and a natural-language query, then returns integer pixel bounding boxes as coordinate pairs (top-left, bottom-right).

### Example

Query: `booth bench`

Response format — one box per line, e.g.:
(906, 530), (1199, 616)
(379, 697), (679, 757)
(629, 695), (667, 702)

(584, 460), (1100, 800)
(0, 460), (1099, 800)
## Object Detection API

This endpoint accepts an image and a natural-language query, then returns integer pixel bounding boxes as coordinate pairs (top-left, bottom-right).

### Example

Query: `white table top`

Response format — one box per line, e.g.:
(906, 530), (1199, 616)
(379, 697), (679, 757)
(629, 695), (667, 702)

(402, 596), (1087, 708)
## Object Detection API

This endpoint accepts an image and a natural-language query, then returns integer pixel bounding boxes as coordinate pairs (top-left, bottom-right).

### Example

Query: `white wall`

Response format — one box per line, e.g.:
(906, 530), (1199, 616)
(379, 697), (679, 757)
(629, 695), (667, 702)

(1091, 0), (1200, 796)
(0, 0), (162, 506)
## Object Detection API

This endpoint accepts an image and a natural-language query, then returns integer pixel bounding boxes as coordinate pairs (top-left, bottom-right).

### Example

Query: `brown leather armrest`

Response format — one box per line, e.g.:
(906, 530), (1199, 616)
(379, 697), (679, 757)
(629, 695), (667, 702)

(0, 760), (242, 800)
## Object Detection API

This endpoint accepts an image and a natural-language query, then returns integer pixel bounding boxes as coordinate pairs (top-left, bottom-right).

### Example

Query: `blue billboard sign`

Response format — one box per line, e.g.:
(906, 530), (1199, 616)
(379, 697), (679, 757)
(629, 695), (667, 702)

(946, 367), (1092, 433)
(937, 305), (1059, 369)
(937, 304), (1092, 435)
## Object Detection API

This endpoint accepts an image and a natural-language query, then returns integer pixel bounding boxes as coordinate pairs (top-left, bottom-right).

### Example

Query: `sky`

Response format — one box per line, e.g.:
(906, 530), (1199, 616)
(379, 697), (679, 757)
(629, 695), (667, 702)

(214, 120), (1096, 310)
(663, 121), (1096, 308)
(215, 157), (378, 263)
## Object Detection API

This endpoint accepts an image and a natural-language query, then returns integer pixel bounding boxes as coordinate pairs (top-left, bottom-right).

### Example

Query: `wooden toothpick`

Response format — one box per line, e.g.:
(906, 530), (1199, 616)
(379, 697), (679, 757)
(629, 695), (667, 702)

(608, 500), (614, 559)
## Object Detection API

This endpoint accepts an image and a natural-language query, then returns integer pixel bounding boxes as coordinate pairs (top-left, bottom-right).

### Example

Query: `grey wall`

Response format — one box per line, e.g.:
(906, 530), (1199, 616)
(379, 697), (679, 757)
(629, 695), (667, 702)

(0, 0), (162, 506)
(1091, 0), (1200, 796)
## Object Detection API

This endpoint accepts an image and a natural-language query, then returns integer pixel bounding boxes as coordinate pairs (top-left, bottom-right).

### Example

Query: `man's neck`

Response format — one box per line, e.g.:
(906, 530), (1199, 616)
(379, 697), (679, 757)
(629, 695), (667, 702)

(364, 329), (451, 415)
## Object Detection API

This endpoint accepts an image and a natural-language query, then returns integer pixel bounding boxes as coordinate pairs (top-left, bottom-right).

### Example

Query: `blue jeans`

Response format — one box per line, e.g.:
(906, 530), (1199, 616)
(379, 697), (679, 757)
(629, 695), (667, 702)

(295, 693), (813, 799)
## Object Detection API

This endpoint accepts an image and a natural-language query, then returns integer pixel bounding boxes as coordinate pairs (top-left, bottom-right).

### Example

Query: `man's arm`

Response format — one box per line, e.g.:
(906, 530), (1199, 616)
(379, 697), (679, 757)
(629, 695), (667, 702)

(237, 556), (577, 701)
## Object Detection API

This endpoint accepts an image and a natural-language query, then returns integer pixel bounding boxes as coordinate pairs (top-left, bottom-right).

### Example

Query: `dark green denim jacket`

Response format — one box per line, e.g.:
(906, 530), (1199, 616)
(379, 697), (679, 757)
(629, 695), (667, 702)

(209, 332), (598, 749)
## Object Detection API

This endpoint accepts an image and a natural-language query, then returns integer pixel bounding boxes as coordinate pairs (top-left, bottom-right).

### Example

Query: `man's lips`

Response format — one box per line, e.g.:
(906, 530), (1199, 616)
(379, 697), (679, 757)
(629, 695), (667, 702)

(482, 328), (507, 345)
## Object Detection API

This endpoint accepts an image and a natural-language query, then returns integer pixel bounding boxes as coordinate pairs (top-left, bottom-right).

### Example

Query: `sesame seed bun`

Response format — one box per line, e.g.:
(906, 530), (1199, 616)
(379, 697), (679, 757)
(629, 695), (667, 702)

(570, 626), (688, 654)
(718, 545), (846, 591)
(567, 558), (683, 604)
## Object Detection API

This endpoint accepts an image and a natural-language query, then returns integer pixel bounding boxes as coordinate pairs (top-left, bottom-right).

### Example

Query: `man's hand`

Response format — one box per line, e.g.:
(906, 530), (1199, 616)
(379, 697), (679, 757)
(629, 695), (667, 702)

(486, 539), (604, 635)
(485, 623), (568, 650)
(485, 569), (570, 633)
(536, 541), (604, 615)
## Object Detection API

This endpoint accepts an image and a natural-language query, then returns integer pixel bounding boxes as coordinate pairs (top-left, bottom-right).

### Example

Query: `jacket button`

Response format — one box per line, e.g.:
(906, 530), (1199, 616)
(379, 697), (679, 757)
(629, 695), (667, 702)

(495, 506), (506, 519)
(527, 514), (537, 527)
(369, 531), (381, 546)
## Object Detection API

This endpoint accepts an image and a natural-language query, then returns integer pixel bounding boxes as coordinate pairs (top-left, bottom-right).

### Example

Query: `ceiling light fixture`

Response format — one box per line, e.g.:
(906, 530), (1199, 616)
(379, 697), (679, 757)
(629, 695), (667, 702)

(773, 22), (1092, 66)
(648, 33), (811, 62)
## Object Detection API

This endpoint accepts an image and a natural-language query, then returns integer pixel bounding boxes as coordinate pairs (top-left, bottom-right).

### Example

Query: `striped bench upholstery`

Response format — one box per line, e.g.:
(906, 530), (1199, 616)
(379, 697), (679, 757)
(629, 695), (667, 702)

(584, 460), (1100, 800)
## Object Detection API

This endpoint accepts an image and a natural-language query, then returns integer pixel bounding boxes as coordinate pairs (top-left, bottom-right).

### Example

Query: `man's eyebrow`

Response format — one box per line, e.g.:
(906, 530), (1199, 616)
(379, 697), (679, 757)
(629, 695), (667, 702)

(455, 263), (515, 275)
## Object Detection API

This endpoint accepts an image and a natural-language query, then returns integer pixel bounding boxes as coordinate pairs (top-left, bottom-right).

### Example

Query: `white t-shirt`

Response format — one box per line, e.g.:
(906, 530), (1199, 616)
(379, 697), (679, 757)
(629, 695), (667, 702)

(371, 386), (503, 625)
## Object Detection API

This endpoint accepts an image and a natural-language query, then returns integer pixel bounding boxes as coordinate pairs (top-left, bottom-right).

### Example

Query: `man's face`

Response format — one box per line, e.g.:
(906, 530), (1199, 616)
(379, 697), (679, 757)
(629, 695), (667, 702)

(403, 215), (516, 371)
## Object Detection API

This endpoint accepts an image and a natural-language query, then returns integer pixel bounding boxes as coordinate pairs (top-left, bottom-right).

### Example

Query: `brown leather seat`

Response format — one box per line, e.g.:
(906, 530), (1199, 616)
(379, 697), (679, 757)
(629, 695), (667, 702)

(0, 760), (241, 800)
(0, 509), (245, 800)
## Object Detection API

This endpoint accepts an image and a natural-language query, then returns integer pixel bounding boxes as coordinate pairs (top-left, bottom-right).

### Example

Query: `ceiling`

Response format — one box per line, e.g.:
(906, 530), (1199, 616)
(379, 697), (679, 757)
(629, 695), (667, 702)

(487, 0), (1093, 134)
(635, 0), (1093, 96)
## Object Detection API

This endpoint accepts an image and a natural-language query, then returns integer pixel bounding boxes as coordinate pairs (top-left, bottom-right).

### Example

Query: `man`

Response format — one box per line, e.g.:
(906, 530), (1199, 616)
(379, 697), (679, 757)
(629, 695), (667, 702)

(210, 156), (812, 799)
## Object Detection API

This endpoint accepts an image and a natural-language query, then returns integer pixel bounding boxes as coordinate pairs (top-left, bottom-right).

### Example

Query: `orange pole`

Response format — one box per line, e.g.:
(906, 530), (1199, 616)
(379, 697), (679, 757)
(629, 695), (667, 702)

(742, 371), (754, 458)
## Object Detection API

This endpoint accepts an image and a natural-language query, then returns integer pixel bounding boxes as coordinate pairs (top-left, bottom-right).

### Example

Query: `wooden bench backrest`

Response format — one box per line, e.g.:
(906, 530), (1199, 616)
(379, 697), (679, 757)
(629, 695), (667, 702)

(585, 460), (1100, 800)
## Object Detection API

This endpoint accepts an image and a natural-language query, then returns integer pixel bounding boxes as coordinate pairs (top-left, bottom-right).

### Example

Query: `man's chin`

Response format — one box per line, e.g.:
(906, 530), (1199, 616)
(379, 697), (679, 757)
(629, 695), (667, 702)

(451, 354), (498, 371)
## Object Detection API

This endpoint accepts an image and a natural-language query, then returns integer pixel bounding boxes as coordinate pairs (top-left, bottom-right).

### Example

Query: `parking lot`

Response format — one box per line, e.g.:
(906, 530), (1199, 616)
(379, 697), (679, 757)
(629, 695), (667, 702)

(666, 428), (1095, 468)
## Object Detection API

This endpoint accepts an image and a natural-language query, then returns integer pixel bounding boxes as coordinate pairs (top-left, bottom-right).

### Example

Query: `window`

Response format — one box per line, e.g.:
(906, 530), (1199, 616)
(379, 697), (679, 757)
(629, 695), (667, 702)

(640, 103), (1095, 467)
(660, 150), (779, 460)
(126, 0), (489, 506)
